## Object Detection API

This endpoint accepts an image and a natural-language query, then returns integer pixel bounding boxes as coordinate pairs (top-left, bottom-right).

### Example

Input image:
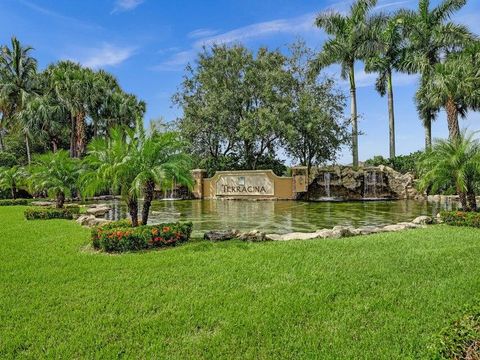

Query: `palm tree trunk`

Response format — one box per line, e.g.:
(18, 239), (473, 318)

(458, 190), (469, 211)
(56, 191), (65, 208)
(75, 111), (86, 157)
(467, 191), (477, 212)
(349, 65), (359, 167)
(0, 130), (4, 152)
(387, 71), (395, 159)
(141, 180), (155, 225)
(128, 196), (139, 227)
(446, 97), (460, 140)
(69, 114), (76, 158)
(424, 119), (432, 150)
(11, 185), (16, 200)
(25, 134), (31, 166)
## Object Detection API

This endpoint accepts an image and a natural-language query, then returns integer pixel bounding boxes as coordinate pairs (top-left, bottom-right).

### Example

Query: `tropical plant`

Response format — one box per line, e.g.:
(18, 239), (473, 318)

(0, 165), (26, 199)
(398, 0), (473, 147)
(0, 37), (38, 163)
(81, 124), (193, 227)
(418, 131), (480, 211)
(365, 13), (404, 158)
(313, 0), (378, 167)
(29, 150), (80, 208)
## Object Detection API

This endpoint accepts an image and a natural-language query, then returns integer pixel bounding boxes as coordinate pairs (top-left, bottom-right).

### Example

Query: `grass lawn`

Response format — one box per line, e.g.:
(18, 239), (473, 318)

(1, 206), (480, 359)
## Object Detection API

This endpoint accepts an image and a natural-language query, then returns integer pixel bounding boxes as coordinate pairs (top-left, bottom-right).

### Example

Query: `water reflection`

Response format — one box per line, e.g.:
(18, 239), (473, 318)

(89, 199), (455, 236)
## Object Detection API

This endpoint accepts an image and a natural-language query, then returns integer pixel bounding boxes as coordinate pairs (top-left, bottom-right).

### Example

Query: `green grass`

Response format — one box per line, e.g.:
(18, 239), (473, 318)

(1, 206), (480, 359)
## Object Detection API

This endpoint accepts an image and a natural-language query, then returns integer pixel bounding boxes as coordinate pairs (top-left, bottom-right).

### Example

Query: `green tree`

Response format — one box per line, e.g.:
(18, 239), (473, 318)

(0, 165), (26, 199)
(0, 37), (38, 161)
(29, 150), (80, 208)
(399, 0), (473, 146)
(365, 13), (404, 159)
(313, 0), (378, 167)
(82, 125), (193, 227)
(418, 131), (480, 211)
(283, 41), (349, 173)
(174, 44), (290, 171)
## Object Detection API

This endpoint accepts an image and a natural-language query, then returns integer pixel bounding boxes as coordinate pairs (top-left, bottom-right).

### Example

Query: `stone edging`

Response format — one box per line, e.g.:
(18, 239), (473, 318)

(204, 215), (437, 242)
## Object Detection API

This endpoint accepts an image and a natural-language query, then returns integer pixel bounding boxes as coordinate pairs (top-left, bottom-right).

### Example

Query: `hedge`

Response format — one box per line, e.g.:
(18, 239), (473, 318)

(0, 199), (28, 206)
(430, 310), (480, 359)
(24, 207), (76, 220)
(91, 221), (193, 252)
(440, 211), (480, 228)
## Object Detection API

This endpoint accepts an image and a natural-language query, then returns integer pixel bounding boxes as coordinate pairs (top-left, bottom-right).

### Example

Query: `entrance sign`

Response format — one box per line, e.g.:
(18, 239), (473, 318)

(216, 174), (274, 196)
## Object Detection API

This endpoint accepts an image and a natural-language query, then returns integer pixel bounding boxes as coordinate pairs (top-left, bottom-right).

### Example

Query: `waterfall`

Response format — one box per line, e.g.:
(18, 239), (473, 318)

(324, 172), (331, 198)
(364, 171), (377, 199)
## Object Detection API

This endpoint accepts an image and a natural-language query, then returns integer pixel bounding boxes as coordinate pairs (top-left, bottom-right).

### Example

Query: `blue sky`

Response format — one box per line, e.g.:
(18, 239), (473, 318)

(1, 0), (480, 164)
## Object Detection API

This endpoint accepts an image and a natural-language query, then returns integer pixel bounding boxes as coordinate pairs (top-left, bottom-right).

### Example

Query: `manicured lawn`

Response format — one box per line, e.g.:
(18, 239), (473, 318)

(1, 206), (480, 359)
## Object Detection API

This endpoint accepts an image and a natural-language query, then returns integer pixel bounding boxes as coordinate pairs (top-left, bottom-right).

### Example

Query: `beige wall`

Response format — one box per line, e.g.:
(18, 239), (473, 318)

(201, 170), (295, 200)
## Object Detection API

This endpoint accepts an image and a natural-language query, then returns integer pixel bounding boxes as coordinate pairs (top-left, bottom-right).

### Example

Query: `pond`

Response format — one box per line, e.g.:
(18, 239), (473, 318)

(94, 199), (455, 236)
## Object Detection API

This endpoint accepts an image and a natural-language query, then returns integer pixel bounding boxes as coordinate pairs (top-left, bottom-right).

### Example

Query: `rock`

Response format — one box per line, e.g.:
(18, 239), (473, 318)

(351, 226), (383, 236)
(204, 230), (239, 241)
(86, 206), (111, 217)
(76, 215), (110, 227)
(382, 222), (419, 232)
(412, 216), (433, 225)
(331, 225), (355, 238)
(238, 230), (266, 242)
(31, 201), (55, 207)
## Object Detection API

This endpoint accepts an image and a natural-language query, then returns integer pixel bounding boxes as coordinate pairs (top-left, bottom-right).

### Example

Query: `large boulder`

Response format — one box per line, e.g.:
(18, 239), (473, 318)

(412, 216), (433, 225)
(238, 230), (266, 242)
(76, 215), (110, 227)
(204, 230), (239, 241)
(86, 205), (111, 217)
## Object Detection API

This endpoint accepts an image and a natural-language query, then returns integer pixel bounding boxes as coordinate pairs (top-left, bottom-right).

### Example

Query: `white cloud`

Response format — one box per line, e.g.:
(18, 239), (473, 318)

(75, 44), (135, 69)
(112, 0), (144, 13)
(188, 28), (219, 39)
(151, 50), (196, 72)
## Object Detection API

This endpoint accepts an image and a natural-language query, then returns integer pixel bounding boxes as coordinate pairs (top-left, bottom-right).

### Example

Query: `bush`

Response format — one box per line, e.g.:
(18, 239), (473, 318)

(431, 310), (480, 359)
(0, 151), (18, 168)
(364, 151), (423, 174)
(440, 211), (480, 228)
(24, 207), (74, 220)
(91, 222), (193, 252)
(0, 199), (28, 206)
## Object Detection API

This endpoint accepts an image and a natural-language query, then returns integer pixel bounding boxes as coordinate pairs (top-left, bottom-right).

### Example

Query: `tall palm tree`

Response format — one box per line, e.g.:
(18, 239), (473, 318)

(313, 0), (378, 167)
(0, 37), (38, 161)
(418, 131), (480, 211)
(29, 150), (80, 208)
(365, 13), (404, 159)
(398, 0), (473, 146)
(0, 165), (26, 199)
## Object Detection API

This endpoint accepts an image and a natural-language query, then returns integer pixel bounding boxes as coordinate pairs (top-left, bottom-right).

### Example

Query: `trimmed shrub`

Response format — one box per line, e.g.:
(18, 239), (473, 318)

(431, 310), (480, 359)
(24, 207), (74, 220)
(440, 211), (480, 228)
(91, 222), (193, 252)
(0, 199), (28, 206)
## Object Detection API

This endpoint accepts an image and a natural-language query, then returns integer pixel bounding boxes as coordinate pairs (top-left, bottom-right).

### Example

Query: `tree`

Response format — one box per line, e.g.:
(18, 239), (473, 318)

(364, 13), (404, 158)
(418, 43), (480, 141)
(313, 0), (378, 167)
(29, 150), (80, 208)
(398, 0), (473, 146)
(418, 131), (480, 211)
(283, 42), (349, 172)
(0, 37), (38, 162)
(174, 44), (290, 172)
(82, 125), (193, 227)
(0, 165), (26, 199)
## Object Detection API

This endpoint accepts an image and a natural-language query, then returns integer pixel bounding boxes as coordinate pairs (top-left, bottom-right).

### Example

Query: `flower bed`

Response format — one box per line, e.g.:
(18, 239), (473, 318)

(24, 207), (78, 220)
(0, 199), (28, 206)
(440, 211), (480, 228)
(91, 220), (193, 252)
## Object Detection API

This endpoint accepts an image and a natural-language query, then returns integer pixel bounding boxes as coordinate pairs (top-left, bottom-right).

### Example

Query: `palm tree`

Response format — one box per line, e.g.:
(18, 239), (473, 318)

(0, 165), (26, 199)
(0, 37), (38, 161)
(398, 0), (473, 146)
(365, 13), (404, 159)
(418, 131), (480, 211)
(313, 0), (378, 167)
(82, 124), (193, 227)
(136, 125), (193, 225)
(29, 150), (80, 208)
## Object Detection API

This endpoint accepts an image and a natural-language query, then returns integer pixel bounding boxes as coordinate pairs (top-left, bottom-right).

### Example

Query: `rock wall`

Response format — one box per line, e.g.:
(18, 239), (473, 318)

(301, 165), (420, 201)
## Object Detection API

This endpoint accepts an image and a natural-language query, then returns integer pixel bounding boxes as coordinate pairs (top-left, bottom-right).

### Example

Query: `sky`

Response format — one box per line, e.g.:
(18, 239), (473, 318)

(1, 0), (480, 164)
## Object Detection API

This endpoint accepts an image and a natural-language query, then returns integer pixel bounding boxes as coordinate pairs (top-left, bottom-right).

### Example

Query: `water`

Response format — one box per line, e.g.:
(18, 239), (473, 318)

(324, 173), (331, 198)
(90, 199), (455, 237)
